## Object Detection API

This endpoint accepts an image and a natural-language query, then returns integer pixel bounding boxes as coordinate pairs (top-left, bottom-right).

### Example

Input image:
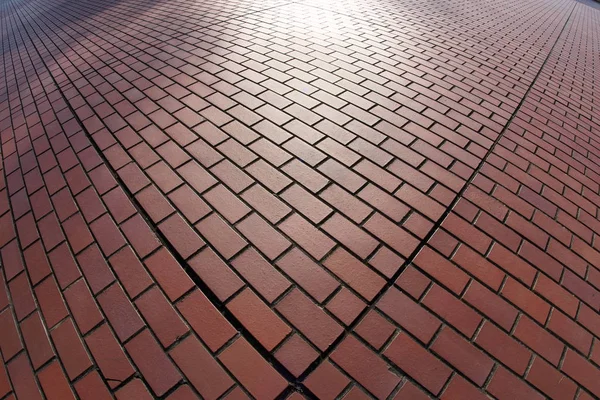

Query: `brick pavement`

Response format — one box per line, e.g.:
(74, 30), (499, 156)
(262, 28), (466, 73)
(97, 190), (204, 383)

(0, 0), (599, 398)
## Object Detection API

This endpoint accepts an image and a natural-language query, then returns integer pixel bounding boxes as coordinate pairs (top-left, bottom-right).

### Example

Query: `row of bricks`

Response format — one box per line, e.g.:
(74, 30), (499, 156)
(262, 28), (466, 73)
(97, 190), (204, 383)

(10, 5), (576, 338)
(318, 187), (599, 397)
(303, 236), (599, 397)
(8, 0), (592, 396)
(232, 3), (536, 119)
(30, 3), (412, 304)
(0, 32), (292, 399)
(9, 0), (552, 318)
(29, 0), (600, 366)
(23, 0), (580, 234)
(298, 0), (573, 84)
(7, 0), (460, 356)
(4, 0), (600, 398)
(0, 21), (346, 400)
(0, 3), (432, 396)
(50, 45), (394, 361)
(28, 0), (540, 168)
(1, 0), (576, 187)
(1, 0), (580, 316)
(23, 4), (468, 222)
(311, 2), (600, 398)
(312, 247), (600, 399)
(0, 0), (580, 258)
(58, 0), (560, 110)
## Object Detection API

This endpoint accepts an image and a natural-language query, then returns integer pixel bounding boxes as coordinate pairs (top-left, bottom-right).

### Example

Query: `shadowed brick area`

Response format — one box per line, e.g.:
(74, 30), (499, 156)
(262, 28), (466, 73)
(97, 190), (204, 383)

(0, 0), (599, 397)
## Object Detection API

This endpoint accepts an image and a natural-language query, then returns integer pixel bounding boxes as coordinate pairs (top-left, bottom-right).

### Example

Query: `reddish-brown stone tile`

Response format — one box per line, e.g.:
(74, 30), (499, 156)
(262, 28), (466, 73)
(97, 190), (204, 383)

(276, 248), (339, 303)
(2, 1), (599, 398)
(324, 248), (385, 302)
(188, 247), (244, 301)
(76, 243), (115, 294)
(236, 213), (291, 260)
(114, 380), (153, 400)
(8, 272), (35, 321)
(487, 367), (544, 400)
(74, 371), (113, 400)
(231, 248), (291, 303)
(219, 338), (287, 400)
(145, 247), (195, 301)
(355, 310), (396, 350)
(135, 287), (189, 347)
(278, 213), (335, 260)
(109, 246), (153, 298)
(227, 288), (291, 351)
(196, 213), (247, 260)
(305, 361), (350, 400)
(170, 335), (234, 399)
(20, 312), (54, 370)
(34, 277), (68, 329)
(7, 354), (43, 400)
(64, 279), (103, 334)
(333, 335), (401, 399)
(177, 289), (236, 352)
(37, 361), (76, 400)
(51, 318), (93, 380)
(97, 283), (144, 342)
(385, 332), (451, 396)
(276, 288), (343, 351)
(121, 214), (161, 258)
(85, 324), (135, 389)
(125, 329), (182, 396)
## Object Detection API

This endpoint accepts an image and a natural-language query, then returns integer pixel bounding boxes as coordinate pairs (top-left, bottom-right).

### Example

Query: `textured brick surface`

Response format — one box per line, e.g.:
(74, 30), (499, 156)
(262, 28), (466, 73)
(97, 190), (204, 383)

(1, 0), (600, 398)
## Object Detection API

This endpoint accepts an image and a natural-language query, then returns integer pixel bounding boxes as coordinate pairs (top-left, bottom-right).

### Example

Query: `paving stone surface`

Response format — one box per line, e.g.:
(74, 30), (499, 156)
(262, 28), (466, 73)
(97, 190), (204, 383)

(1, 0), (600, 398)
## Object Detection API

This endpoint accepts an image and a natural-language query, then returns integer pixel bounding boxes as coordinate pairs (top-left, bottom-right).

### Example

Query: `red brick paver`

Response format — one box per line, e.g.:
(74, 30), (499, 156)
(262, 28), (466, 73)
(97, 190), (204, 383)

(1, 0), (599, 398)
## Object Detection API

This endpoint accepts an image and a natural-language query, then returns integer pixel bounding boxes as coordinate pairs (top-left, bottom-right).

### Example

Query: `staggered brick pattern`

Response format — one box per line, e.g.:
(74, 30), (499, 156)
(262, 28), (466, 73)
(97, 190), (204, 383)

(1, 0), (599, 397)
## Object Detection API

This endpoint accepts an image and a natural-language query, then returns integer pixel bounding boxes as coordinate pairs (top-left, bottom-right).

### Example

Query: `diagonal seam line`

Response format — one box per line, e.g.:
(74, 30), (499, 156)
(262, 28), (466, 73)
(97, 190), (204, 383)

(4, 1), (319, 398)
(294, 0), (579, 391)
(4, 0), (580, 397)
